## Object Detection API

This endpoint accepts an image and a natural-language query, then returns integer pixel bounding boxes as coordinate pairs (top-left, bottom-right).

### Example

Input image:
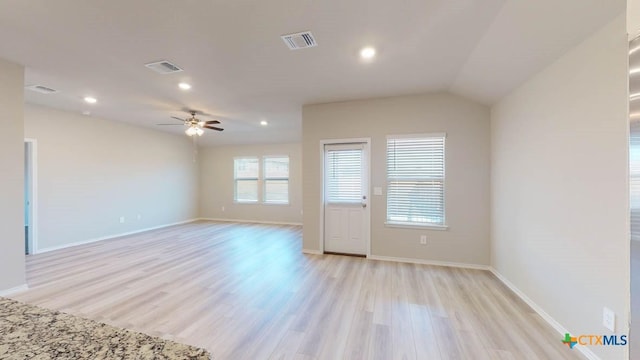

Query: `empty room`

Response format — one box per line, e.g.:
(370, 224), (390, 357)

(0, 0), (633, 359)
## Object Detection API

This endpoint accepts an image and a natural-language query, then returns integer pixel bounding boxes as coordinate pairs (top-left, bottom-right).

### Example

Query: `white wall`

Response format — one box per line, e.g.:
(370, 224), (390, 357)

(0, 58), (26, 291)
(199, 143), (302, 224)
(24, 104), (199, 251)
(629, 0), (640, 40)
(302, 93), (491, 265)
(491, 16), (628, 360)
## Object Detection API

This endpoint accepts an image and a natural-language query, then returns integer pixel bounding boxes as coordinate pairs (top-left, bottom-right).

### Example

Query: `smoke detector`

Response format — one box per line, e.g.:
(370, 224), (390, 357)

(25, 84), (58, 94)
(144, 60), (183, 74)
(281, 31), (317, 50)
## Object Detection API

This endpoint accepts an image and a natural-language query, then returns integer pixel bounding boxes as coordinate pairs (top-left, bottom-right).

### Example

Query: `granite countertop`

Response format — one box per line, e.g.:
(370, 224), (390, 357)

(0, 297), (211, 359)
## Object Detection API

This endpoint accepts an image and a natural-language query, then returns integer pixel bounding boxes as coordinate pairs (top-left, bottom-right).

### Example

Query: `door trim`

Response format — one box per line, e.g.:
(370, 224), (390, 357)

(319, 138), (371, 257)
(25, 138), (38, 254)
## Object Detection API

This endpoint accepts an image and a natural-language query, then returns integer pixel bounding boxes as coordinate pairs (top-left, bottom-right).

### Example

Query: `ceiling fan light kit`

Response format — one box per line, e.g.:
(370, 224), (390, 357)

(185, 126), (204, 136)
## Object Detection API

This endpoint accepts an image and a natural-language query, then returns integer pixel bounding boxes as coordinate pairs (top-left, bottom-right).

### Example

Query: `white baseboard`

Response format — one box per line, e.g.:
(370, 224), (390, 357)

(0, 284), (29, 297)
(199, 218), (303, 226)
(37, 219), (199, 254)
(367, 255), (490, 270)
(489, 267), (600, 360)
(302, 249), (323, 255)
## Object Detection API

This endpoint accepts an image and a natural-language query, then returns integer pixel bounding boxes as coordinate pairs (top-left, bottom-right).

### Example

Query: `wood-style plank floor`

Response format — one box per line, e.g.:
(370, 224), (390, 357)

(631, 240), (640, 359)
(11, 221), (583, 359)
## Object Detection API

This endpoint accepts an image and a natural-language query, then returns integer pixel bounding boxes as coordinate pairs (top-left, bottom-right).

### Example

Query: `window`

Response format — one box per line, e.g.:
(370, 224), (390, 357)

(263, 156), (290, 204)
(234, 156), (290, 204)
(234, 157), (259, 203)
(386, 134), (446, 227)
(326, 147), (363, 203)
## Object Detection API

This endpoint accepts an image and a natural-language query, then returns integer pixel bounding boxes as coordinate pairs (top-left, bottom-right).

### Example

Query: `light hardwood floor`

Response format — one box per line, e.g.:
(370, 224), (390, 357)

(11, 221), (583, 359)
(631, 240), (640, 359)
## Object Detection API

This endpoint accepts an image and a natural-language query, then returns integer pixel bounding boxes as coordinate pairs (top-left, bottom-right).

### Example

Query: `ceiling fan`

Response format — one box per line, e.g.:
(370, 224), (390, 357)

(157, 110), (223, 136)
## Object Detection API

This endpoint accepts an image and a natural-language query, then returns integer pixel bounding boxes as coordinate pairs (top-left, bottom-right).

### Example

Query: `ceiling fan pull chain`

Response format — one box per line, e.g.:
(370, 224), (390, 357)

(192, 135), (198, 163)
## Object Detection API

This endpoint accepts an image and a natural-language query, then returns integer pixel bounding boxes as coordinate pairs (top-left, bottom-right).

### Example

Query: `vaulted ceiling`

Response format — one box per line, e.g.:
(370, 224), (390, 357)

(0, 0), (624, 145)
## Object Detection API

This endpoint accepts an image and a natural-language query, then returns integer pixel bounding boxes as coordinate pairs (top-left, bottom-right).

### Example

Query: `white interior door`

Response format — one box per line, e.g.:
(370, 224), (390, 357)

(24, 141), (33, 255)
(24, 142), (30, 255)
(324, 143), (368, 255)
(24, 139), (37, 255)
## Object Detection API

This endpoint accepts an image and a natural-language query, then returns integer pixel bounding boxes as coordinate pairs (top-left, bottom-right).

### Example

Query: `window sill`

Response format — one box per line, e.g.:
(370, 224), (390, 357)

(384, 222), (449, 231)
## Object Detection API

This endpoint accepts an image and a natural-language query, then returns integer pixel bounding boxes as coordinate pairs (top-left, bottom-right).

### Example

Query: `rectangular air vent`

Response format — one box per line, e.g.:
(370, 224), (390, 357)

(25, 84), (58, 94)
(281, 31), (317, 50)
(144, 60), (183, 74)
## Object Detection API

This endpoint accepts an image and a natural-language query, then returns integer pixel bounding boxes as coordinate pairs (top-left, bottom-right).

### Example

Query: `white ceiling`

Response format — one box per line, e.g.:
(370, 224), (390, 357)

(0, 0), (624, 146)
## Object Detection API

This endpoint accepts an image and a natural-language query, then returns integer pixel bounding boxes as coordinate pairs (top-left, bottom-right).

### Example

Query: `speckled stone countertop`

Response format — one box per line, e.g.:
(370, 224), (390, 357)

(0, 297), (211, 359)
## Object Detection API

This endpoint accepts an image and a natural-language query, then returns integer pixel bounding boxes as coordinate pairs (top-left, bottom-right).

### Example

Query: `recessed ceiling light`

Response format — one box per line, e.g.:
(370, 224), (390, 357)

(260, 120), (268, 126)
(360, 47), (376, 60)
(84, 96), (97, 104)
(178, 82), (191, 90)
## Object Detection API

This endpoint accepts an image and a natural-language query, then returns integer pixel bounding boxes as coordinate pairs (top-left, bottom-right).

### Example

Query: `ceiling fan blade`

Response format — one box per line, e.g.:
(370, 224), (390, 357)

(204, 120), (220, 124)
(204, 126), (224, 131)
(170, 116), (185, 122)
(157, 124), (185, 126)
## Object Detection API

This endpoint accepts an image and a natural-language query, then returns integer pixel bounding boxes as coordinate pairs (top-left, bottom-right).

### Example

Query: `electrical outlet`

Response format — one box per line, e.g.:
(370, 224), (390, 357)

(119, 216), (125, 224)
(603, 307), (615, 332)
(221, 206), (225, 212)
(137, 214), (141, 221)
(420, 235), (427, 245)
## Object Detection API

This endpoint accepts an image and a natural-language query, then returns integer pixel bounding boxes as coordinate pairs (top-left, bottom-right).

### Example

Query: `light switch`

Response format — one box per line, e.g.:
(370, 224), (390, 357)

(603, 307), (615, 332)
(374, 187), (383, 196)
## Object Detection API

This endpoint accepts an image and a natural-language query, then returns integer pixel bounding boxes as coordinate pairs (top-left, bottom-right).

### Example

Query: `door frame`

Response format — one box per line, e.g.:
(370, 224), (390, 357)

(24, 138), (38, 254)
(319, 138), (371, 256)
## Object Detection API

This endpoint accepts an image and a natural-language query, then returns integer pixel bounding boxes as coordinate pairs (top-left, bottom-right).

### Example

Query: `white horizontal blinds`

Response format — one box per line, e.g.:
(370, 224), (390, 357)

(326, 147), (363, 204)
(264, 156), (289, 204)
(387, 135), (445, 226)
(631, 122), (640, 241)
(234, 157), (259, 202)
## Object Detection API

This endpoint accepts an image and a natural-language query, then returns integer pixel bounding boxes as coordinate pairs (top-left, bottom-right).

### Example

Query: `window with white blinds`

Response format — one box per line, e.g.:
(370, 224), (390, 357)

(386, 134), (446, 227)
(234, 157), (259, 202)
(264, 156), (290, 204)
(326, 148), (363, 203)
(234, 156), (290, 204)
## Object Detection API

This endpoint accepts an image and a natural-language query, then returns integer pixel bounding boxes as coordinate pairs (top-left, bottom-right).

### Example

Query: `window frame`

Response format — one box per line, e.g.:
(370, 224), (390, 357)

(324, 144), (365, 205)
(233, 157), (260, 204)
(233, 155), (291, 205)
(385, 133), (448, 230)
(262, 155), (290, 205)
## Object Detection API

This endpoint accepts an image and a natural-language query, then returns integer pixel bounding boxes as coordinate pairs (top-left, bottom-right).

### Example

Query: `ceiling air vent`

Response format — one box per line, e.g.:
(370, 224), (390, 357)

(144, 60), (183, 74)
(25, 84), (58, 94)
(281, 31), (317, 50)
